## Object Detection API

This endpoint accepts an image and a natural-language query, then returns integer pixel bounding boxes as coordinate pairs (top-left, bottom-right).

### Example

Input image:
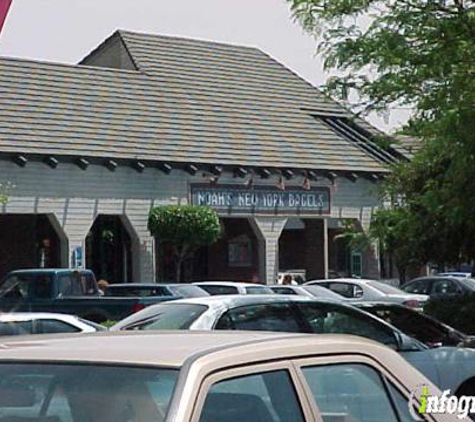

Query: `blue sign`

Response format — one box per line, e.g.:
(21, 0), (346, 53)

(191, 185), (330, 215)
(71, 246), (83, 269)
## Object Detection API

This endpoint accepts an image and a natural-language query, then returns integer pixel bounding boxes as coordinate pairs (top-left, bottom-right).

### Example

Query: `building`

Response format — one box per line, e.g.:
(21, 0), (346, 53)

(0, 30), (405, 284)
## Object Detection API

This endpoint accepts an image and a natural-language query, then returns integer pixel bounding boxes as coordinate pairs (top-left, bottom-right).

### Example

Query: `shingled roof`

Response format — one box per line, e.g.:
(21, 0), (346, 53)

(0, 30), (400, 173)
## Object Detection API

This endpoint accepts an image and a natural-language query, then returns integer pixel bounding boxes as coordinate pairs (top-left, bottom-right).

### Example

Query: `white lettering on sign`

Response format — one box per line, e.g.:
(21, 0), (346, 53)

(192, 187), (330, 214)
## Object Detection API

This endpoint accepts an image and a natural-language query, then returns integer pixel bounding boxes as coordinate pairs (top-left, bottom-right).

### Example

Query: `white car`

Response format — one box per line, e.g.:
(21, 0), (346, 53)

(112, 295), (475, 396)
(0, 312), (105, 336)
(306, 278), (428, 308)
(193, 281), (274, 295)
(0, 330), (448, 421)
(269, 284), (346, 301)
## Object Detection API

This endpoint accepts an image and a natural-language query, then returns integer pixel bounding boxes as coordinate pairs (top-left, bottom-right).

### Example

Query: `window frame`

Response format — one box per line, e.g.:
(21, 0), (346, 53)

(292, 354), (431, 422)
(189, 360), (315, 422)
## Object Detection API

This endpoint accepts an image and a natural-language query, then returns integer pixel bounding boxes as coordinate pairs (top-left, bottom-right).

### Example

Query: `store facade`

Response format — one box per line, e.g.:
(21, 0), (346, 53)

(0, 30), (405, 283)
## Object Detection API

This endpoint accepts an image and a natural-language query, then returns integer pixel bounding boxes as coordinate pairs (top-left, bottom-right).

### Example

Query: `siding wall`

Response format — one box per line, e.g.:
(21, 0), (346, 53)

(0, 157), (382, 282)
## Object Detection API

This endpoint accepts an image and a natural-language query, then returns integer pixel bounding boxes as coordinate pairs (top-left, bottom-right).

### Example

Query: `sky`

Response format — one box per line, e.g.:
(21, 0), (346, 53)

(0, 0), (410, 133)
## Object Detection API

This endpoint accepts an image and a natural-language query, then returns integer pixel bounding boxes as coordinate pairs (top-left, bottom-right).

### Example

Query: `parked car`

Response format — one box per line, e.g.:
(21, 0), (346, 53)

(401, 276), (475, 299)
(0, 269), (177, 322)
(193, 281), (274, 295)
(0, 312), (105, 336)
(306, 278), (428, 308)
(112, 295), (475, 395)
(437, 272), (472, 278)
(354, 302), (475, 348)
(269, 284), (346, 301)
(105, 283), (209, 298)
(0, 330), (447, 421)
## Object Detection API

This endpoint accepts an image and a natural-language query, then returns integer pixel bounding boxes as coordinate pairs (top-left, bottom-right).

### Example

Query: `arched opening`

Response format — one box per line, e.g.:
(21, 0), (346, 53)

(85, 215), (133, 283)
(279, 218), (326, 282)
(155, 218), (259, 282)
(0, 214), (64, 280)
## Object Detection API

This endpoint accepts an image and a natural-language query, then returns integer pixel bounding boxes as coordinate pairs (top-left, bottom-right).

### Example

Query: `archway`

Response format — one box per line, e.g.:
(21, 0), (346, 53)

(85, 215), (133, 283)
(0, 214), (65, 280)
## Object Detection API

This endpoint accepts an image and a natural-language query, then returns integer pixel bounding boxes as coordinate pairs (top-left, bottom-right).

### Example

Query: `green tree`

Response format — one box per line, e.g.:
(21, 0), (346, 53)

(0, 181), (11, 204)
(148, 205), (222, 282)
(288, 0), (475, 271)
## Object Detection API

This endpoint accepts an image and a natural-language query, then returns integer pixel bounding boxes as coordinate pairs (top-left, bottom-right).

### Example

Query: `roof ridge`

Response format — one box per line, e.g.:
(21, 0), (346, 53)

(118, 29), (262, 53)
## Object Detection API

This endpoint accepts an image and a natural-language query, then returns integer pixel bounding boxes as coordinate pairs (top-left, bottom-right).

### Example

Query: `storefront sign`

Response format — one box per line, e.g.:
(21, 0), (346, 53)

(191, 185), (330, 215)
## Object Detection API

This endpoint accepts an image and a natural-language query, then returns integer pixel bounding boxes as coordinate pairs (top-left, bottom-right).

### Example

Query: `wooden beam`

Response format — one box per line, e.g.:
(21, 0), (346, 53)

(158, 163), (172, 174)
(75, 157), (89, 170)
(44, 156), (59, 169)
(185, 164), (199, 175)
(13, 154), (28, 167)
(133, 161), (146, 172)
(105, 159), (118, 171)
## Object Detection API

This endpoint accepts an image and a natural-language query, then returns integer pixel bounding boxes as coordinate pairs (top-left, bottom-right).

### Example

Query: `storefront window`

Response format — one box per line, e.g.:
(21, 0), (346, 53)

(350, 251), (363, 277)
(228, 235), (252, 267)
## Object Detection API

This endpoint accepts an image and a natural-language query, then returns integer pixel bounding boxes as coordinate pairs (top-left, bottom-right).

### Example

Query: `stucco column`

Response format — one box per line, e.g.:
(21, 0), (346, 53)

(360, 210), (380, 279)
(123, 206), (156, 283)
(249, 217), (287, 285)
(323, 218), (329, 279)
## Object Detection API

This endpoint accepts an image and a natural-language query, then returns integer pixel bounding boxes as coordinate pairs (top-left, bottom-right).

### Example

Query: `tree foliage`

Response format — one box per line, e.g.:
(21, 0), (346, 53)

(148, 205), (222, 281)
(0, 182), (11, 204)
(288, 0), (475, 272)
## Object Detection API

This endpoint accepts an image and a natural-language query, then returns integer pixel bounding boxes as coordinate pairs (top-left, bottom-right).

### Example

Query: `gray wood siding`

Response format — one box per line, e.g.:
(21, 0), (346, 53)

(0, 158), (382, 282)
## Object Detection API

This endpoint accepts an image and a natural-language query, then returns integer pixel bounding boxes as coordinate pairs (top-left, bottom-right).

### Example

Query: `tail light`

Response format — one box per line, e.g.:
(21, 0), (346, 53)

(132, 303), (146, 313)
(402, 299), (420, 308)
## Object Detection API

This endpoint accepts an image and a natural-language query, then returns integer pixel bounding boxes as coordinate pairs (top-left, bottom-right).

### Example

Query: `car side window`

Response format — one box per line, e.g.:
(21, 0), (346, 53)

(271, 287), (296, 295)
(0, 321), (33, 336)
(297, 303), (398, 348)
(39, 320), (81, 334)
(403, 279), (430, 295)
(327, 282), (363, 298)
(199, 370), (305, 422)
(200, 285), (239, 295)
(302, 363), (399, 422)
(432, 279), (460, 295)
(215, 304), (303, 333)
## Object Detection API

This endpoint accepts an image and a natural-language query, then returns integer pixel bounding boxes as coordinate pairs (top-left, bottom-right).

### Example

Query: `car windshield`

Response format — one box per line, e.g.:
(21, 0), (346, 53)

(130, 303), (208, 330)
(367, 281), (407, 295)
(361, 305), (465, 347)
(245, 286), (274, 295)
(0, 363), (178, 421)
(460, 278), (475, 291)
(302, 285), (344, 300)
(167, 285), (209, 297)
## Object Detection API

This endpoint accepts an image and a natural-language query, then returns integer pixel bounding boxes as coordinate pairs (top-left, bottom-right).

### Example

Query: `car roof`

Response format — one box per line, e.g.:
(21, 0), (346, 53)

(107, 283), (188, 288)
(7, 269), (93, 275)
(409, 276), (467, 281)
(193, 281), (269, 288)
(159, 294), (313, 307)
(0, 312), (81, 321)
(0, 330), (405, 369)
(308, 278), (377, 285)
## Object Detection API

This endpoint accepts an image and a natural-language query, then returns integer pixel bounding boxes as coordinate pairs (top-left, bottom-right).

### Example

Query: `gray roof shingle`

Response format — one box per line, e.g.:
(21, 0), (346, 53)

(0, 30), (396, 172)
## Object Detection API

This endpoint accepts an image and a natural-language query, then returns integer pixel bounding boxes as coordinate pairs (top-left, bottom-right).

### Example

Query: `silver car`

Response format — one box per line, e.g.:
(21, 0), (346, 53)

(112, 295), (475, 397)
(269, 284), (346, 301)
(0, 331), (450, 421)
(306, 278), (428, 308)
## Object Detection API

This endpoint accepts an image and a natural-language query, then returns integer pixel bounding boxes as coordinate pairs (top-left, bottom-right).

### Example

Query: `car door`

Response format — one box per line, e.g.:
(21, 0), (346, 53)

(293, 354), (441, 422)
(190, 361), (316, 422)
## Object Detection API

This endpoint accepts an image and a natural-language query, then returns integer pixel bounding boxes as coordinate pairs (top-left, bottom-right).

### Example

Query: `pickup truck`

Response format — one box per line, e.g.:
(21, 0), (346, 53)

(0, 269), (177, 322)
